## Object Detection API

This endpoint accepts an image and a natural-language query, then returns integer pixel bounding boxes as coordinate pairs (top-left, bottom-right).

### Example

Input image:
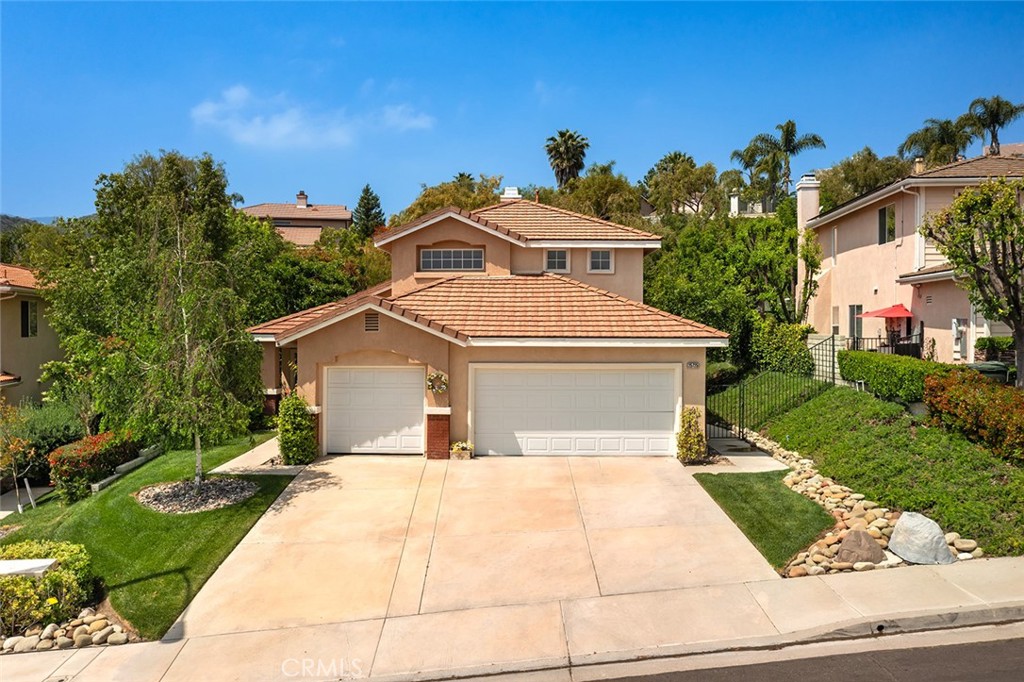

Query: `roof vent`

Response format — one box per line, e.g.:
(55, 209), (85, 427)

(296, 190), (309, 208)
(500, 187), (521, 201)
(364, 311), (380, 332)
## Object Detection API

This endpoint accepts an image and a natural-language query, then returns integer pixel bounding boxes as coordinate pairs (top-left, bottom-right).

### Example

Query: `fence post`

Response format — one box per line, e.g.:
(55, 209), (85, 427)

(831, 335), (836, 385)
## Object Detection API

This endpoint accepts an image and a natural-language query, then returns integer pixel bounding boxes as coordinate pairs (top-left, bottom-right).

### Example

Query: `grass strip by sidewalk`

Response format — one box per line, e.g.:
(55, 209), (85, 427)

(0, 431), (288, 640)
(694, 470), (834, 569)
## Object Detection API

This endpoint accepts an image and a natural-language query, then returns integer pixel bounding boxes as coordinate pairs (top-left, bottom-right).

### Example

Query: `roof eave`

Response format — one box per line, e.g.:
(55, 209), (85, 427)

(466, 337), (729, 348)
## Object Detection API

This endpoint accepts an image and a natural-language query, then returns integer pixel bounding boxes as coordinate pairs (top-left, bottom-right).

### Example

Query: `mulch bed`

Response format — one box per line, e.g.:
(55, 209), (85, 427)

(135, 478), (257, 514)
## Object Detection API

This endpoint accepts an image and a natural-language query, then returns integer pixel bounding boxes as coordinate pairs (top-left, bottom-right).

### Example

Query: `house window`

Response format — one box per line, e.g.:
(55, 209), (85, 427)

(545, 249), (570, 273)
(849, 304), (863, 339)
(21, 301), (38, 338)
(878, 204), (896, 244)
(831, 306), (840, 336)
(588, 249), (613, 273)
(419, 248), (484, 272)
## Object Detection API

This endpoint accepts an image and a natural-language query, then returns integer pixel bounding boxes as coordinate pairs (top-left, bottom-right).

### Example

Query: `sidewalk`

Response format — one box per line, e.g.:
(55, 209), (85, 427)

(5, 556), (1023, 681)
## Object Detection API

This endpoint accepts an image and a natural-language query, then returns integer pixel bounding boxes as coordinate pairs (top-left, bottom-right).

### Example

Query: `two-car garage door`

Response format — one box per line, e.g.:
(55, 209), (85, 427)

(472, 366), (679, 456)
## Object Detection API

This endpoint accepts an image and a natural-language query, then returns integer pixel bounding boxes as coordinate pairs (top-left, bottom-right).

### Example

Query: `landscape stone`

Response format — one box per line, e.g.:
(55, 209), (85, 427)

(788, 566), (808, 578)
(953, 538), (978, 552)
(41, 623), (59, 640)
(69, 619), (84, 628)
(107, 633), (128, 645)
(74, 634), (93, 648)
(36, 639), (53, 651)
(831, 561), (854, 571)
(888, 512), (956, 565)
(78, 607), (95, 618)
(958, 552), (974, 560)
(945, 532), (961, 544)
(92, 626), (114, 644)
(87, 619), (109, 634)
(13, 636), (40, 653)
(113, 625), (124, 633)
(73, 625), (89, 639)
(836, 530), (886, 564)
(807, 565), (826, 576)
(2, 636), (21, 651)
(972, 548), (985, 558)
(56, 637), (74, 650)
(25, 626), (42, 637)
(853, 561), (875, 571)
(82, 615), (98, 625)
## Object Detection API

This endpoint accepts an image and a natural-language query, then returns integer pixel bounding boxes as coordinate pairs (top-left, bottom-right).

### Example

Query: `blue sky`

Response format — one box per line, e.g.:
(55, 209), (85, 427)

(2, 2), (1023, 220)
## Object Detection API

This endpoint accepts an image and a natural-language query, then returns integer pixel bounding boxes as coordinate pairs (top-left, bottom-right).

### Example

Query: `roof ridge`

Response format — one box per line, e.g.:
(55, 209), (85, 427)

(247, 282), (391, 333)
(472, 200), (659, 239)
(374, 205), (528, 244)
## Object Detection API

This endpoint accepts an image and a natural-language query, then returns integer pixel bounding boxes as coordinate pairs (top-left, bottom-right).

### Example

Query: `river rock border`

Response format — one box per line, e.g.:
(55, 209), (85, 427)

(1, 608), (135, 655)
(742, 430), (983, 577)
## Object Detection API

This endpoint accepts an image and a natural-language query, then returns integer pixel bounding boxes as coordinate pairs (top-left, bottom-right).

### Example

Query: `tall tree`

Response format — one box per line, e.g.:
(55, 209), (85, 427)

(389, 174), (502, 226)
(645, 154), (725, 218)
(923, 178), (1024, 387)
(552, 161), (644, 226)
(816, 147), (912, 212)
(545, 129), (590, 188)
(898, 117), (974, 167)
(750, 120), (826, 195)
(352, 184), (386, 239)
(965, 96), (1024, 156)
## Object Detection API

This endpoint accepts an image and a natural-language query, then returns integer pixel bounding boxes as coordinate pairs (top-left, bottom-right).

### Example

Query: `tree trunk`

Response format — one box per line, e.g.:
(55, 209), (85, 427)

(194, 431), (203, 488)
(1016, 328), (1024, 390)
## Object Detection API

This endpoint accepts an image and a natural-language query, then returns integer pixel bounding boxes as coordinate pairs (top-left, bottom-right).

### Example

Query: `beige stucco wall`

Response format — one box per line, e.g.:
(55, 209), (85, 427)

(911, 279), (971, 363)
(0, 292), (61, 404)
(509, 247), (646, 301)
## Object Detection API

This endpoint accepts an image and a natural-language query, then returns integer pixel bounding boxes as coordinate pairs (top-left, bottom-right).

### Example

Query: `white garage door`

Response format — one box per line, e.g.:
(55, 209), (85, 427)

(472, 366), (679, 456)
(325, 367), (424, 454)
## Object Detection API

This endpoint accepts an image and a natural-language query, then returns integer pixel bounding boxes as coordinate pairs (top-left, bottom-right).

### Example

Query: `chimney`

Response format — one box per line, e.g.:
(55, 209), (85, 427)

(795, 174), (820, 232)
(500, 187), (521, 202)
(296, 190), (308, 208)
(913, 158), (925, 175)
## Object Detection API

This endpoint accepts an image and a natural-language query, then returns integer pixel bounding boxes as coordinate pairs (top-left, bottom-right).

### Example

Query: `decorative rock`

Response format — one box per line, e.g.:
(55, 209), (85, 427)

(41, 623), (59, 640)
(888, 512), (957, 565)
(73, 625), (89, 639)
(945, 532), (961, 544)
(958, 552), (974, 560)
(836, 530), (886, 564)
(113, 625), (124, 633)
(807, 565), (826, 576)
(811, 553), (828, 563)
(13, 636), (40, 653)
(87, 619), (109, 634)
(789, 566), (808, 578)
(25, 626), (42, 637)
(92, 626), (114, 644)
(954, 538), (978, 552)
(69, 619), (84, 628)
(78, 607), (95, 618)
(831, 561), (854, 571)
(866, 528), (883, 539)
(853, 561), (876, 572)
(822, 535), (841, 545)
(36, 639), (54, 651)
(2, 636), (21, 651)
(82, 615), (98, 625)
(863, 501), (878, 510)
(74, 634), (93, 648)
(972, 548), (985, 558)
(107, 633), (128, 646)
(56, 636), (74, 650)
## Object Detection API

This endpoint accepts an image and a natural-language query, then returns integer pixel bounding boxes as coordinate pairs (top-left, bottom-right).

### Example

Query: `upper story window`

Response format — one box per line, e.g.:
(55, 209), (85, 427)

(878, 204), (896, 244)
(588, 249), (614, 273)
(21, 300), (38, 338)
(419, 248), (484, 272)
(545, 249), (570, 273)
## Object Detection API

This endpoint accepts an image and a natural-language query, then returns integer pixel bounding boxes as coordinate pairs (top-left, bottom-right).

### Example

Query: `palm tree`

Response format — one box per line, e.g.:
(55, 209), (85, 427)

(898, 118), (974, 167)
(545, 129), (590, 188)
(966, 96), (1024, 156)
(750, 120), (826, 194)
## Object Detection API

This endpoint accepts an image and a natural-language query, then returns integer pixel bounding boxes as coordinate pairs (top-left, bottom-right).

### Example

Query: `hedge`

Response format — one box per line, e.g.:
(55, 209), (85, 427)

(975, 336), (1014, 353)
(14, 403), (85, 483)
(48, 432), (139, 504)
(837, 350), (955, 403)
(750, 318), (815, 376)
(278, 394), (317, 465)
(0, 540), (93, 637)
(924, 372), (1024, 463)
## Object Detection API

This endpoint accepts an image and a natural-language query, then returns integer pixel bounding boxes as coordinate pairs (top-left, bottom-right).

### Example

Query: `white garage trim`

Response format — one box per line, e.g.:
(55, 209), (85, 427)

(468, 337), (729, 348)
(468, 363), (683, 456)
(322, 365), (427, 455)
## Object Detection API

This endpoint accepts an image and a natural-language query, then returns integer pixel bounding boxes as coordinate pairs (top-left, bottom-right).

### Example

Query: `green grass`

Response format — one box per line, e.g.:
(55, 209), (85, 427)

(766, 387), (1024, 556)
(707, 371), (829, 431)
(0, 431), (288, 640)
(694, 470), (835, 569)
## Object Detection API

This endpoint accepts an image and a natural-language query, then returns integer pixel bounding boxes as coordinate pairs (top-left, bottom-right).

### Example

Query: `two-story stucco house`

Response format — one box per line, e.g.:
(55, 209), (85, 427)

(0, 263), (61, 404)
(797, 155), (1024, 363)
(241, 190), (353, 247)
(250, 190), (728, 458)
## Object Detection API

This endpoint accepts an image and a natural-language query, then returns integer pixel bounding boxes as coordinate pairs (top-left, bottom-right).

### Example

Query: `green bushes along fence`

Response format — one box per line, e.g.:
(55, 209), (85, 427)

(837, 350), (955, 403)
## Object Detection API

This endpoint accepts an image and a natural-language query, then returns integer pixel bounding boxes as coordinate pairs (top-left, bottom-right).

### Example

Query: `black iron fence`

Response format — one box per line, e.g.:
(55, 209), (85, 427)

(847, 333), (923, 359)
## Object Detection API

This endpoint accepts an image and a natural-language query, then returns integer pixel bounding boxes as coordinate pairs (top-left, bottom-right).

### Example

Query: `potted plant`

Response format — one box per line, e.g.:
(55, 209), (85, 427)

(449, 441), (474, 460)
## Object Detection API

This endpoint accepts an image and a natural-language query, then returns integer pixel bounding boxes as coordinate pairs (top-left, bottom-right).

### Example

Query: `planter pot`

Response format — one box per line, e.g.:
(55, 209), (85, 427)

(449, 450), (473, 461)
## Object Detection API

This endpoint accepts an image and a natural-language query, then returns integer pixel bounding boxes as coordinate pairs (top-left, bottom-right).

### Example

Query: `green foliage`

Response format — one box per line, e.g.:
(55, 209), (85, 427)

(390, 173), (502, 227)
(706, 362), (740, 386)
(817, 147), (912, 212)
(964, 96), (1024, 156)
(750, 317), (814, 375)
(766, 387), (1024, 556)
(12, 402), (85, 482)
(975, 336), (1015, 352)
(924, 371), (1024, 462)
(675, 407), (707, 464)
(48, 432), (139, 504)
(551, 162), (645, 226)
(545, 129), (590, 188)
(0, 540), (93, 636)
(278, 395), (318, 465)
(644, 153), (725, 218)
(0, 432), (285, 639)
(707, 372), (829, 431)
(898, 117), (974, 167)
(694, 471), (835, 569)
(0, 398), (42, 495)
(352, 184), (386, 240)
(734, 119), (825, 205)
(837, 350), (955, 403)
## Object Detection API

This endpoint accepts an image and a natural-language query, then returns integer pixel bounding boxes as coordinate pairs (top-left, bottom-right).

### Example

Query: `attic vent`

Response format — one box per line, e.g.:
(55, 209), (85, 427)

(926, 295), (933, 305)
(364, 311), (380, 332)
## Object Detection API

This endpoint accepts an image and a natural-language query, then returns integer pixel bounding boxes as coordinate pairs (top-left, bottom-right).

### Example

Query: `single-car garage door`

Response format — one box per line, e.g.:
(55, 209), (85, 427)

(325, 367), (424, 454)
(472, 365), (680, 456)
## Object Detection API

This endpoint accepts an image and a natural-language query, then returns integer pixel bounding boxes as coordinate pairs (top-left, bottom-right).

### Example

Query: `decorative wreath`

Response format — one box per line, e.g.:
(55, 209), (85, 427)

(426, 371), (449, 394)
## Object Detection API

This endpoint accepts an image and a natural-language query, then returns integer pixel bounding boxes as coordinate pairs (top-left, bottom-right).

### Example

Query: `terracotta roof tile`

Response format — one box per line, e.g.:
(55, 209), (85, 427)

(0, 371), (20, 385)
(912, 155), (1024, 179)
(275, 226), (323, 247)
(0, 263), (38, 290)
(248, 283), (392, 337)
(241, 203), (352, 221)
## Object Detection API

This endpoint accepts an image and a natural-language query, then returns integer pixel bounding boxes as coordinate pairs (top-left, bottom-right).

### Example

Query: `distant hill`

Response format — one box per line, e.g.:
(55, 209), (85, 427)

(1, 214), (43, 232)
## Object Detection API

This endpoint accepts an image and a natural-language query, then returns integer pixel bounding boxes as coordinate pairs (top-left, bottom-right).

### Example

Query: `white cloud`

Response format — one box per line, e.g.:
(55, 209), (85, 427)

(190, 84), (434, 150)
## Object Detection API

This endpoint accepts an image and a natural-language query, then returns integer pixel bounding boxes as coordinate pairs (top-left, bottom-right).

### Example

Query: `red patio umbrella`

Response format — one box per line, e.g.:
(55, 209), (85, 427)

(857, 303), (913, 319)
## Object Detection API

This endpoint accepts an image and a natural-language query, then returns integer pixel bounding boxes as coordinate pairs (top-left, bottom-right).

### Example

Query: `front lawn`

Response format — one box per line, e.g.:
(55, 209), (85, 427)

(0, 431), (288, 640)
(766, 387), (1024, 556)
(694, 470), (834, 569)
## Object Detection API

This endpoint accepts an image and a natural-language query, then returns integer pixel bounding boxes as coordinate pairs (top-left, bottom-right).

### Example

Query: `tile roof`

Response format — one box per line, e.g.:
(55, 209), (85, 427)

(911, 155), (1024, 179)
(276, 226), (323, 247)
(241, 203), (352, 221)
(0, 263), (38, 290)
(375, 200), (659, 245)
(249, 274), (726, 343)
(897, 262), (955, 282)
(0, 371), (20, 385)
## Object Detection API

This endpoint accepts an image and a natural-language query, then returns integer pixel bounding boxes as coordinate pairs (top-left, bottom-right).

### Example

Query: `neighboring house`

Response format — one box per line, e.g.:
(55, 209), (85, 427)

(250, 189), (728, 458)
(728, 192), (776, 218)
(241, 191), (353, 247)
(796, 155), (1024, 364)
(0, 263), (61, 404)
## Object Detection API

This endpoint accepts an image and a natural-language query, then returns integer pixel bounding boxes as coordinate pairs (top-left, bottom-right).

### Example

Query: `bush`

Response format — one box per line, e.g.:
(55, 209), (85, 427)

(15, 403), (85, 482)
(676, 407), (707, 464)
(48, 432), (139, 504)
(706, 362), (740, 386)
(837, 350), (955, 403)
(750, 318), (814, 376)
(924, 371), (1024, 462)
(278, 394), (317, 465)
(975, 336), (1014, 353)
(0, 540), (93, 636)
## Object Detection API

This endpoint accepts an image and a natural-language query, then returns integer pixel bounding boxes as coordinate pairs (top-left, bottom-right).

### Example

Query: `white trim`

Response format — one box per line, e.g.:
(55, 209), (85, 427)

(587, 248), (615, 274)
(915, 187), (927, 269)
(275, 302), (467, 347)
(468, 362), (684, 456)
(263, 388), (283, 396)
(897, 270), (955, 285)
(528, 240), (660, 249)
(467, 337), (729, 348)
(306, 405), (322, 415)
(252, 334), (276, 343)
(543, 248), (571, 274)
(321, 365), (427, 455)
(374, 211), (525, 247)
(425, 406), (452, 415)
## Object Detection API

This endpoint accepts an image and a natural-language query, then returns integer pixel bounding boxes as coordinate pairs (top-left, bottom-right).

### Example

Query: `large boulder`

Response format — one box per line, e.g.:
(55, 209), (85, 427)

(835, 530), (886, 564)
(888, 512), (956, 565)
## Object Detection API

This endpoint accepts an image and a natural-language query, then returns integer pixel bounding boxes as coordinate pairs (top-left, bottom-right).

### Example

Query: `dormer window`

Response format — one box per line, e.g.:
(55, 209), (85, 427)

(588, 249), (614, 273)
(545, 249), (570, 273)
(419, 248), (484, 272)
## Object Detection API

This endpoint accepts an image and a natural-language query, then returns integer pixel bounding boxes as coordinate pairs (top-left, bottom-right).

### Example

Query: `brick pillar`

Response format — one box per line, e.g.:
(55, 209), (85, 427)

(426, 414), (450, 459)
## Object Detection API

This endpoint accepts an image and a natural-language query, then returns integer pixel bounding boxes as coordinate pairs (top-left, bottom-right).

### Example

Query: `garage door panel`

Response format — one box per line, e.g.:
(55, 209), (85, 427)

(326, 367), (424, 454)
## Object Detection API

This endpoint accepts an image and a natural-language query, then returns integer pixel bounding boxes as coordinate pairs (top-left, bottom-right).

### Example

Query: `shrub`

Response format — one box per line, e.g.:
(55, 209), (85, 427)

(15, 403), (85, 482)
(48, 432), (139, 504)
(676, 407), (707, 464)
(837, 350), (955, 403)
(0, 540), (93, 636)
(750, 318), (814, 376)
(278, 394), (317, 465)
(706, 361), (740, 386)
(924, 371), (1024, 462)
(975, 336), (1014, 353)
